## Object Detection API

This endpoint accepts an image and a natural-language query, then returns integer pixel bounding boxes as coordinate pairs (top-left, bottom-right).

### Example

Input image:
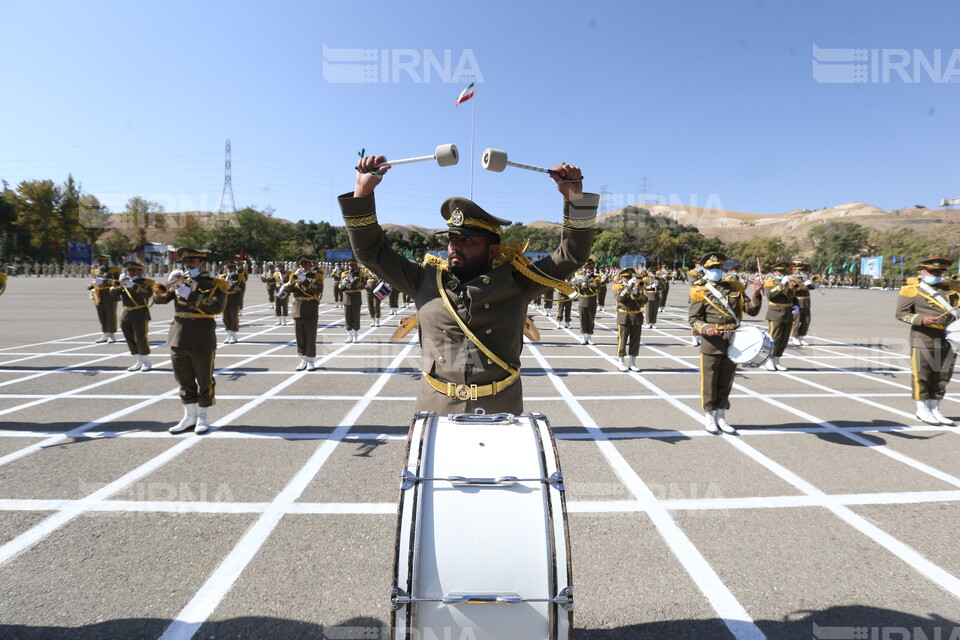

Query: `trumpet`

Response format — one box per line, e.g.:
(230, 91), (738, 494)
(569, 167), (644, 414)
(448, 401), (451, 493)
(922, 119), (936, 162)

(275, 272), (298, 300)
(152, 273), (190, 295)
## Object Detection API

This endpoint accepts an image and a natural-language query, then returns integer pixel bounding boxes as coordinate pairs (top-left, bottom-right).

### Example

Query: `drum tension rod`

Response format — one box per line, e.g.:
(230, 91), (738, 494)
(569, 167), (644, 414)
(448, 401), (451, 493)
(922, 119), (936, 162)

(390, 586), (573, 610)
(399, 469), (564, 491)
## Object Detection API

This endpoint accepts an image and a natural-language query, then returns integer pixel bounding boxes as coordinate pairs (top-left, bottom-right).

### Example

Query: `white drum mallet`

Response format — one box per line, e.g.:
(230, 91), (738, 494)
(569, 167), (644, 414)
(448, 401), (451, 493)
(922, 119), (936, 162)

(481, 148), (584, 180)
(355, 144), (459, 172)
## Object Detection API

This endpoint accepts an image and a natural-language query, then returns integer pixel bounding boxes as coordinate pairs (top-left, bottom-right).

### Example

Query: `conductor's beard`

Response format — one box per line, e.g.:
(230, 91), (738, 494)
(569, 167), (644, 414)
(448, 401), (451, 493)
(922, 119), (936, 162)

(448, 252), (491, 283)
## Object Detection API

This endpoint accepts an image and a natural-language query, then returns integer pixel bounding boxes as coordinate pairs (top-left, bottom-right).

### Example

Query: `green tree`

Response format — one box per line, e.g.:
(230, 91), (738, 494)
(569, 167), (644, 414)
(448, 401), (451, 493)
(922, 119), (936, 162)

(176, 217), (209, 250)
(726, 236), (800, 271)
(13, 179), (63, 261)
(808, 222), (870, 273)
(591, 230), (630, 257)
(100, 230), (131, 262)
(0, 182), (17, 259)
(78, 194), (110, 245)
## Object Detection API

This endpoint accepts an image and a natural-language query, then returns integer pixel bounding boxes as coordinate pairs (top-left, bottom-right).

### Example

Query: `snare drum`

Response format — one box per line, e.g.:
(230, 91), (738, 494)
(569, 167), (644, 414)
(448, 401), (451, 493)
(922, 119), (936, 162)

(946, 319), (960, 350)
(726, 324), (774, 366)
(374, 281), (393, 301)
(392, 412), (573, 640)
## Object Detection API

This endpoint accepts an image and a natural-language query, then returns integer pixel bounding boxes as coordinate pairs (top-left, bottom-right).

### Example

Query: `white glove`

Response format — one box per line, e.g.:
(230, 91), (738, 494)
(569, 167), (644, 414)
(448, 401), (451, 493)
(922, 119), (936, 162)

(780, 275), (792, 285)
(168, 270), (183, 281)
(120, 277), (134, 288)
(94, 277), (104, 285)
(804, 279), (813, 286)
(792, 305), (800, 314)
(630, 287), (639, 296)
(298, 273), (307, 282)
(175, 284), (192, 299)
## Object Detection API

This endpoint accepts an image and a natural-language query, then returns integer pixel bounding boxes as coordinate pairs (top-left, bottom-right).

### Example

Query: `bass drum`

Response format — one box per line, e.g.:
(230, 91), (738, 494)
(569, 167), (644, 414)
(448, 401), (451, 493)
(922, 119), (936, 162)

(946, 319), (960, 350)
(727, 324), (774, 366)
(391, 412), (573, 640)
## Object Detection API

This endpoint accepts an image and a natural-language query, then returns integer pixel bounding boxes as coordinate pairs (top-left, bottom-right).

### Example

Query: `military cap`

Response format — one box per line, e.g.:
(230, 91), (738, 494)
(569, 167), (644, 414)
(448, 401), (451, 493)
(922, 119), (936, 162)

(223, 259), (239, 267)
(584, 256), (597, 268)
(723, 259), (741, 271)
(790, 257), (810, 269)
(122, 260), (143, 270)
(346, 257), (358, 265)
(619, 267), (636, 278)
(94, 254), (110, 262)
(296, 254), (317, 264)
(918, 256), (952, 271)
(700, 252), (727, 269)
(769, 260), (789, 271)
(440, 197), (511, 239)
(177, 247), (208, 260)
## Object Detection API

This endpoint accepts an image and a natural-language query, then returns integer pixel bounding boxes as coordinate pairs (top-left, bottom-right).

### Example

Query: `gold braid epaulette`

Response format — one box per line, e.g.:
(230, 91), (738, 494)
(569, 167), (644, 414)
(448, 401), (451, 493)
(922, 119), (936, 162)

(492, 242), (576, 295)
(422, 253), (449, 272)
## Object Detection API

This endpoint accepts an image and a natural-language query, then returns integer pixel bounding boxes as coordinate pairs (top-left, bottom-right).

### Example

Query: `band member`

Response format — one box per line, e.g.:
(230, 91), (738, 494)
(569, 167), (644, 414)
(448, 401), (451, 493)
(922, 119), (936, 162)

(596, 268), (609, 312)
(331, 262), (344, 308)
(895, 256), (959, 426)
(0, 270), (6, 297)
(642, 268), (662, 329)
(153, 248), (228, 434)
(789, 258), (817, 346)
(260, 261), (277, 303)
(342, 152), (595, 414)
(555, 285), (573, 329)
(657, 265), (670, 312)
(339, 258), (366, 342)
(268, 262), (290, 325)
(613, 267), (646, 372)
(87, 254), (120, 343)
(687, 260), (703, 284)
(364, 267), (383, 327)
(689, 252), (763, 434)
(763, 260), (797, 371)
(220, 260), (246, 344)
(288, 255), (325, 370)
(574, 259), (602, 344)
(109, 261), (155, 371)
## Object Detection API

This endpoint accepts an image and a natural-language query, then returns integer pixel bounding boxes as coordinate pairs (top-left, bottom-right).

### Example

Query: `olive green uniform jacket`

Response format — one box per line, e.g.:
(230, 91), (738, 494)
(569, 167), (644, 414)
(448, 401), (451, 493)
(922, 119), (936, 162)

(895, 278), (960, 400)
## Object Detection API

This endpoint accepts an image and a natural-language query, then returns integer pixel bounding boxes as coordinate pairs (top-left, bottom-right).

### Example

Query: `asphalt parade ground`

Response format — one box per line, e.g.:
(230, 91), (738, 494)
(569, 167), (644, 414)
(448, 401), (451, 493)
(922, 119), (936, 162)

(1, 278), (959, 640)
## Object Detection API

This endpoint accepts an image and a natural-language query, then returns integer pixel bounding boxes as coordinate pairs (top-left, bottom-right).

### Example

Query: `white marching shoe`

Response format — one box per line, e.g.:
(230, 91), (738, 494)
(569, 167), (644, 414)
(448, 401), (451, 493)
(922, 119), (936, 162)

(275, 316), (283, 326)
(704, 410), (720, 434)
(715, 409), (737, 434)
(790, 336), (801, 346)
(169, 404), (198, 434)
(140, 356), (152, 372)
(928, 399), (956, 426)
(915, 400), (940, 425)
(774, 357), (788, 371)
(564, 321), (572, 329)
(306, 357), (317, 371)
(296, 357), (308, 371)
(350, 330), (360, 343)
(127, 355), (143, 372)
(344, 331), (353, 343)
(95, 333), (109, 343)
(617, 357), (628, 372)
(194, 406), (211, 434)
(628, 355), (640, 372)
(106, 333), (117, 343)
(763, 358), (777, 371)
(798, 336), (809, 346)
(580, 333), (588, 345)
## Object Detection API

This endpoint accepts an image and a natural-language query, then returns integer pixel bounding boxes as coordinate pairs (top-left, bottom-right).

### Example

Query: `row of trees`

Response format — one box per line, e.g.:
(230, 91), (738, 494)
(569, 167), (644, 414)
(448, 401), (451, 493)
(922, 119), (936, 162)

(3, 176), (956, 274)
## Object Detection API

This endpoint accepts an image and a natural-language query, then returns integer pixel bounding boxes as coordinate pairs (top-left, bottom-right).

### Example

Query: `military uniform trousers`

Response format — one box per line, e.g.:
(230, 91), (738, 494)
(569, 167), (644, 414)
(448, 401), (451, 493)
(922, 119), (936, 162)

(120, 307), (151, 356)
(616, 312), (644, 357)
(171, 346), (216, 407)
(266, 283), (276, 303)
(274, 294), (289, 317)
(556, 299), (572, 323)
(542, 295), (553, 311)
(366, 290), (382, 319)
(343, 291), (363, 331)
(94, 295), (119, 333)
(911, 338), (956, 401)
(293, 299), (321, 358)
(389, 288), (400, 309)
(767, 316), (794, 357)
(658, 285), (669, 309)
(700, 335), (738, 411)
(578, 296), (598, 333)
(597, 283), (608, 307)
(792, 296), (812, 337)
(223, 301), (241, 332)
(644, 297), (659, 324)
(333, 281), (343, 303)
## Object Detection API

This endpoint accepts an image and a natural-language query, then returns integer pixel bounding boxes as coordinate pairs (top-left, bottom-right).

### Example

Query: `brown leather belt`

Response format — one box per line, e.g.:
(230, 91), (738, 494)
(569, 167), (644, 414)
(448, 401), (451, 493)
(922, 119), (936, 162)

(423, 370), (520, 401)
(175, 311), (214, 319)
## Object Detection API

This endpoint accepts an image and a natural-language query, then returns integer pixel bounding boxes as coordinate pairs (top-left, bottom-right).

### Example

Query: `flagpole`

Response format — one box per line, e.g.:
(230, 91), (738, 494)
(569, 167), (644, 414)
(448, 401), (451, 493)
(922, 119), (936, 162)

(469, 87), (476, 200)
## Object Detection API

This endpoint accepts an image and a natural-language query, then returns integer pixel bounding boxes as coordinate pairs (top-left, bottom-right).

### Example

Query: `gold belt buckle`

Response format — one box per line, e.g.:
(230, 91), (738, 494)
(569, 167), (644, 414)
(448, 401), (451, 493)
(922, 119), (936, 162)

(446, 382), (478, 401)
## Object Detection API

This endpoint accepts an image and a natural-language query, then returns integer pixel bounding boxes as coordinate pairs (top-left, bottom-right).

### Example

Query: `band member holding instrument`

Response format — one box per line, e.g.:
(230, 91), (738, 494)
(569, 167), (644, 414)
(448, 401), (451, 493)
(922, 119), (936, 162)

(289, 255), (325, 370)
(339, 258), (366, 343)
(895, 256), (960, 426)
(613, 267), (646, 372)
(267, 263), (290, 326)
(554, 284), (573, 329)
(153, 248), (228, 434)
(763, 260), (797, 371)
(657, 265), (670, 312)
(573, 259), (602, 344)
(87, 254), (120, 343)
(789, 258), (817, 346)
(109, 261), (155, 371)
(642, 267), (663, 329)
(364, 267), (383, 327)
(260, 261), (277, 304)
(220, 260), (246, 344)
(342, 151), (596, 414)
(331, 262), (344, 308)
(689, 252), (763, 434)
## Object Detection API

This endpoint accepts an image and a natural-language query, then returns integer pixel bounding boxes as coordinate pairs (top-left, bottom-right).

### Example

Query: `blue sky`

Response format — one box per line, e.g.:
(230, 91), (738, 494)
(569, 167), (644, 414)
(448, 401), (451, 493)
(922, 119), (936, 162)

(3, 0), (960, 231)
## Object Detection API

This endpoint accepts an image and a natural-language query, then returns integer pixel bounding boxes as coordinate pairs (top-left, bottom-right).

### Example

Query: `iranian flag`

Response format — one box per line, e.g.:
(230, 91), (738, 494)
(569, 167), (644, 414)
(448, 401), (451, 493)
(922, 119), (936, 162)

(455, 82), (475, 106)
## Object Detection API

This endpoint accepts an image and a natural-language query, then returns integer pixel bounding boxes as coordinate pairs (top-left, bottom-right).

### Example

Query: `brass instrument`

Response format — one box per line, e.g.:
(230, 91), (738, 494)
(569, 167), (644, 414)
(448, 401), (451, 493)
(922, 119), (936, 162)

(152, 274), (190, 295)
(275, 271), (299, 300)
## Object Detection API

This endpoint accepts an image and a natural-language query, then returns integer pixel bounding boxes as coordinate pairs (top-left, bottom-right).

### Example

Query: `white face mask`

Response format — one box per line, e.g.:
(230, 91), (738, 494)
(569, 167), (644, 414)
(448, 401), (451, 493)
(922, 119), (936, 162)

(705, 268), (724, 282)
(187, 267), (201, 277)
(922, 275), (942, 285)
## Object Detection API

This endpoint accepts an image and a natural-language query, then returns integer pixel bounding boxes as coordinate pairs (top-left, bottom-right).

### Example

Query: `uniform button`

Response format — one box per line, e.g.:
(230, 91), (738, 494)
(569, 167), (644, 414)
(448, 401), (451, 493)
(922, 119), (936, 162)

(438, 356), (445, 363)
(482, 277), (490, 284)
(487, 359), (493, 365)
(442, 329), (449, 337)
(483, 303), (490, 309)
(485, 328), (492, 335)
